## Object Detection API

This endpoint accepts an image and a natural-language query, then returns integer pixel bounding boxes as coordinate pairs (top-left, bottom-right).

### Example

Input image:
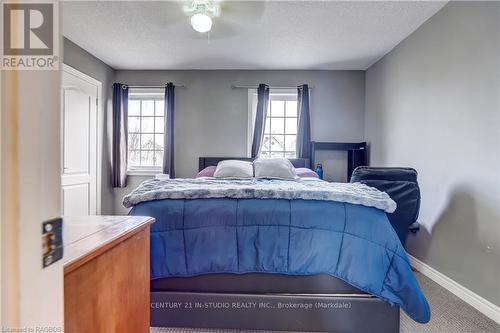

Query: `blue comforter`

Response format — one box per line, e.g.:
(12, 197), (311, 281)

(130, 198), (430, 323)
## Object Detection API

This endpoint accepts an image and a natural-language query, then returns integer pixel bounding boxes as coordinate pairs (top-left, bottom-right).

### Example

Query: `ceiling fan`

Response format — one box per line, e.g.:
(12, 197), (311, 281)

(183, 0), (221, 33)
(182, 0), (265, 37)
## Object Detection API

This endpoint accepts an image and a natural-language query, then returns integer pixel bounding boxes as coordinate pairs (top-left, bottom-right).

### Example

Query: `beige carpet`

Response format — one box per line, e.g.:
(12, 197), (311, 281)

(151, 272), (499, 333)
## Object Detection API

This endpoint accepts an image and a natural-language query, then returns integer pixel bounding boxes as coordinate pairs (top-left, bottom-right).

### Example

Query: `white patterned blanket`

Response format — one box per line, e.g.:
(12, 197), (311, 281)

(123, 178), (396, 213)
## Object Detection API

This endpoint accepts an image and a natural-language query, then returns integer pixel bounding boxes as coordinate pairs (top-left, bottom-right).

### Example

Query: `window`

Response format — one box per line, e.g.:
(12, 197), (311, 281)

(127, 88), (165, 173)
(249, 89), (298, 158)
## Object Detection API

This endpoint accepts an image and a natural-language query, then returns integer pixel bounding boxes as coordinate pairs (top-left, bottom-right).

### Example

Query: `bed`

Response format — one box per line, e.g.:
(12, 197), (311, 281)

(125, 157), (429, 333)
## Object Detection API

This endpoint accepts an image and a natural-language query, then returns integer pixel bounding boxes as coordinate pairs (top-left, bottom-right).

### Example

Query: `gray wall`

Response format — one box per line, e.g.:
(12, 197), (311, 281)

(365, 2), (500, 306)
(63, 38), (116, 214)
(113, 70), (365, 214)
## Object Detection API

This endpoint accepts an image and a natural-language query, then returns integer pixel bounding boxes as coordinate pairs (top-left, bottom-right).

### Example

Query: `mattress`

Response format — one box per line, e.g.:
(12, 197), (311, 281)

(151, 273), (365, 295)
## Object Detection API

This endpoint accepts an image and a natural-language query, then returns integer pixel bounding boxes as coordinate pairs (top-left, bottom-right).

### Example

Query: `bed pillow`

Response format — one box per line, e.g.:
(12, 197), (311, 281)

(196, 166), (216, 178)
(253, 158), (298, 180)
(214, 160), (254, 179)
(295, 167), (319, 178)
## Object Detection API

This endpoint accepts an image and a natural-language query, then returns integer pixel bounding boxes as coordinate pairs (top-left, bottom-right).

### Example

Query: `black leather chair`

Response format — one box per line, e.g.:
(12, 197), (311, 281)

(350, 166), (421, 246)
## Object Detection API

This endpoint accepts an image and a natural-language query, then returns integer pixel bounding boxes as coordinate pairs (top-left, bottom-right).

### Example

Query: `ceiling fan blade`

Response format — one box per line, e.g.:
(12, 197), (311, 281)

(185, 20), (239, 40)
(218, 1), (266, 25)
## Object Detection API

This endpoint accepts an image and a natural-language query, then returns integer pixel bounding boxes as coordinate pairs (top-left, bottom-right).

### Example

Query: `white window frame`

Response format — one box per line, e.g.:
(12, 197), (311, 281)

(127, 88), (165, 175)
(247, 88), (298, 158)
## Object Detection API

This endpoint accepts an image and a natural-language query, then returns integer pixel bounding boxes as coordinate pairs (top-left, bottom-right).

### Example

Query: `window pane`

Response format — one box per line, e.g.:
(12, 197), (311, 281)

(142, 100), (154, 116)
(285, 101), (297, 117)
(141, 116), (154, 133)
(285, 118), (297, 135)
(270, 152), (285, 158)
(271, 135), (285, 151)
(155, 117), (164, 133)
(154, 134), (164, 150)
(141, 134), (154, 149)
(154, 150), (163, 167)
(284, 135), (296, 151)
(271, 101), (285, 117)
(261, 135), (271, 151)
(128, 116), (141, 132)
(128, 133), (140, 150)
(155, 100), (164, 116)
(263, 117), (270, 134)
(270, 118), (284, 134)
(128, 97), (167, 169)
(140, 150), (154, 166)
(129, 100), (140, 116)
(128, 150), (141, 166)
(260, 151), (270, 158)
(285, 151), (296, 158)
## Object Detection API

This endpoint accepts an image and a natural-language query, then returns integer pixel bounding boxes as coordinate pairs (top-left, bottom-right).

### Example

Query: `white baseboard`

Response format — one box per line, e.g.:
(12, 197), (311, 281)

(408, 254), (500, 324)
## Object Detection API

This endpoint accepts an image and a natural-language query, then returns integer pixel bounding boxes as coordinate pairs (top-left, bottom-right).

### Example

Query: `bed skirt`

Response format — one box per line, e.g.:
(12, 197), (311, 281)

(150, 291), (400, 333)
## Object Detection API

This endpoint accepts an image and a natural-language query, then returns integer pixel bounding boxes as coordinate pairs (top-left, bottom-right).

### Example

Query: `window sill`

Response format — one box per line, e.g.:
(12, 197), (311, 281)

(127, 169), (162, 176)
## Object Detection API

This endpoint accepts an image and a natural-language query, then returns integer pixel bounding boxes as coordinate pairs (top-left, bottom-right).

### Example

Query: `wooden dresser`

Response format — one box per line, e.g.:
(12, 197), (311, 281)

(63, 216), (155, 333)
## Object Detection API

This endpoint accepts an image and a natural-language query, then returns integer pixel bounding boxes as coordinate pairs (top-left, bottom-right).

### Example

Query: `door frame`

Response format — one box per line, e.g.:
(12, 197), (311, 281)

(1, 48), (64, 331)
(0, 47), (3, 327)
(61, 64), (103, 214)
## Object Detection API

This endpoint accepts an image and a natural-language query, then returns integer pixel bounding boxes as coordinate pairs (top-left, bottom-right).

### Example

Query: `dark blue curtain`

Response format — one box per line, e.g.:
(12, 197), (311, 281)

(112, 83), (129, 188)
(251, 84), (270, 158)
(296, 84), (311, 160)
(163, 83), (175, 178)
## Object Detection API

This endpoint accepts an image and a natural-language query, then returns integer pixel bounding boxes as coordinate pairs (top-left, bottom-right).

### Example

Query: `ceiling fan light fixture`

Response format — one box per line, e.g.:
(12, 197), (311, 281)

(191, 13), (213, 33)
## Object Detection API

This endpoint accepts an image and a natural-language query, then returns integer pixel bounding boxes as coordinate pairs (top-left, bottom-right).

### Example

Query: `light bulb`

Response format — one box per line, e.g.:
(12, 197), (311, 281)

(191, 13), (212, 33)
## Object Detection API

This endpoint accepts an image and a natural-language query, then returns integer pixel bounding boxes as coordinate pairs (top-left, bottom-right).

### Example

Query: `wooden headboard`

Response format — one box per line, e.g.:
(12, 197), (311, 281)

(199, 157), (310, 171)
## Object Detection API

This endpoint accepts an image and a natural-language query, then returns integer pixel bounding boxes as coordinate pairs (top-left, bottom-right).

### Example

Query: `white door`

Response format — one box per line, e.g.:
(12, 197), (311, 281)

(61, 66), (100, 216)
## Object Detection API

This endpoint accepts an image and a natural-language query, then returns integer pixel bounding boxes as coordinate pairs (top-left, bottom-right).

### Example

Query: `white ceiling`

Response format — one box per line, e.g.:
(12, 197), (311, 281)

(62, 1), (447, 70)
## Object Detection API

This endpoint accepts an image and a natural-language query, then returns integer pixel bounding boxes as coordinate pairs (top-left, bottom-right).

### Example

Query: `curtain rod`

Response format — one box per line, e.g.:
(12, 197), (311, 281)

(231, 85), (312, 89)
(116, 84), (187, 89)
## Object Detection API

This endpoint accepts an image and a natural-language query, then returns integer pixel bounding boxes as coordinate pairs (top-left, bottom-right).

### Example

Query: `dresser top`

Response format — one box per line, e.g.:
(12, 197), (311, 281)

(63, 215), (154, 273)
